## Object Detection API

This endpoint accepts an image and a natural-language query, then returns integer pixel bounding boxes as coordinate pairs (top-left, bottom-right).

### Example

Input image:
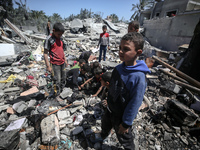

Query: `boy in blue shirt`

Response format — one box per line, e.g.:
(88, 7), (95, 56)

(101, 32), (150, 150)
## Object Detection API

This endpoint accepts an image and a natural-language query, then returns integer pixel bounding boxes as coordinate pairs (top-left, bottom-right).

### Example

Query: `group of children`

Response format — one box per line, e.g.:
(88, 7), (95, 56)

(44, 21), (150, 150)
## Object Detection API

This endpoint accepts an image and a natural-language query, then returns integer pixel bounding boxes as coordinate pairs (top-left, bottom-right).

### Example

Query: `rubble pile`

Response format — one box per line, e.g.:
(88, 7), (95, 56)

(0, 18), (200, 150)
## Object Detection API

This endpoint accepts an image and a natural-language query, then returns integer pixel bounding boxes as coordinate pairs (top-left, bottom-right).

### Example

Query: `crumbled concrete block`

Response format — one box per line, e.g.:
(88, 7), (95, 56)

(73, 99), (85, 106)
(70, 105), (82, 114)
(12, 101), (27, 113)
(61, 127), (71, 136)
(72, 126), (83, 135)
(57, 110), (70, 120)
(38, 77), (47, 87)
(4, 87), (20, 93)
(59, 118), (73, 125)
(0, 104), (10, 112)
(60, 88), (73, 99)
(8, 114), (18, 120)
(41, 114), (60, 145)
(28, 100), (37, 107)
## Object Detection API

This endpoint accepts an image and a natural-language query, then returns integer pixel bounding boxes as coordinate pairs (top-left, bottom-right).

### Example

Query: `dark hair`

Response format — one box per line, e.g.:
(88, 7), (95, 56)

(81, 63), (91, 72)
(83, 52), (91, 62)
(53, 22), (65, 32)
(79, 59), (86, 64)
(93, 61), (100, 68)
(102, 72), (112, 83)
(102, 25), (107, 29)
(93, 67), (102, 75)
(121, 32), (144, 51)
(129, 21), (139, 30)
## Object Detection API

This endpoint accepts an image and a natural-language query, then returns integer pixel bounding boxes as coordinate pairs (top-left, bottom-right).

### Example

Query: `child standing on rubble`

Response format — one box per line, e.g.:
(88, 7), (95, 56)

(99, 32), (150, 150)
(44, 22), (68, 95)
(97, 25), (110, 62)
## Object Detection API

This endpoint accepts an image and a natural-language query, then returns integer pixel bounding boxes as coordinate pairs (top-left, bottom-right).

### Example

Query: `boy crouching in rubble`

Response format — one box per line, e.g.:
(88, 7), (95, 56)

(100, 32), (150, 150)
(100, 72), (112, 108)
(44, 22), (68, 95)
(66, 63), (91, 91)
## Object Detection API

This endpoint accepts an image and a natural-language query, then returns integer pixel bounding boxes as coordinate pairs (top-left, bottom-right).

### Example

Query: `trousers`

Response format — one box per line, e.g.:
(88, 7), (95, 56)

(99, 45), (107, 62)
(52, 63), (66, 94)
(101, 109), (135, 150)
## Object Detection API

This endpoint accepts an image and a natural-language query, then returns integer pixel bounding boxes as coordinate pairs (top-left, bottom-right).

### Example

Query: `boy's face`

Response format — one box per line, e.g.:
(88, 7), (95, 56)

(101, 79), (106, 86)
(52, 30), (63, 39)
(102, 28), (107, 33)
(119, 40), (142, 66)
(95, 74), (101, 78)
(101, 79), (110, 88)
(80, 62), (85, 67)
(128, 24), (138, 33)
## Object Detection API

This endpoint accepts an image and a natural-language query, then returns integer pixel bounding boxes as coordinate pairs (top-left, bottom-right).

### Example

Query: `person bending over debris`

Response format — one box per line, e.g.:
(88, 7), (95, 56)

(79, 51), (96, 63)
(80, 67), (103, 96)
(66, 63), (91, 91)
(44, 22), (68, 95)
(100, 32), (151, 150)
(71, 59), (86, 69)
(97, 25), (110, 62)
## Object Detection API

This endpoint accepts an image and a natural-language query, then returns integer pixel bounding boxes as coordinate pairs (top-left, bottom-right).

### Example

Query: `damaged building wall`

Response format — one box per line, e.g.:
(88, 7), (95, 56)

(158, 0), (189, 17)
(143, 12), (200, 51)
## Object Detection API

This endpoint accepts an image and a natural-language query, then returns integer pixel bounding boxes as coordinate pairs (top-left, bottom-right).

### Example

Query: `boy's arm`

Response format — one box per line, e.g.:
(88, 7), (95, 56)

(107, 34), (110, 50)
(44, 37), (52, 72)
(80, 77), (93, 88)
(44, 49), (52, 72)
(64, 54), (68, 66)
(92, 85), (103, 97)
(97, 35), (101, 47)
(62, 40), (68, 66)
(121, 77), (146, 129)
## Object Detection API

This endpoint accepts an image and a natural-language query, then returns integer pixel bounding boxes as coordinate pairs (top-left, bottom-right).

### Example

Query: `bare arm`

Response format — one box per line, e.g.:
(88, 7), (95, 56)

(44, 49), (52, 72)
(64, 54), (68, 66)
(80, 77), (93, 88)
(92, 85), (103, 97)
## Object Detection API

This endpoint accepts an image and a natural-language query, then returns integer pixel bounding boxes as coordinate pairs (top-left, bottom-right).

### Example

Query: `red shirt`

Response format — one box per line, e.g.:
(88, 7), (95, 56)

(44, 35), (65, 65)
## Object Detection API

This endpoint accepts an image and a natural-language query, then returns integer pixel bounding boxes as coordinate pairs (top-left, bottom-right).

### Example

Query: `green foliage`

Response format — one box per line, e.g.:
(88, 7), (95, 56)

(110, 14), (119, 23)
(130, 0), (154, 21)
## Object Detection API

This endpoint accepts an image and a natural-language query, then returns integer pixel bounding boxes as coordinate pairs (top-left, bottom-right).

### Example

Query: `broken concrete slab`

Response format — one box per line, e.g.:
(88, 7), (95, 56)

(70, 19), (84, 33)
(165, 99), (199, 126)
(60, 87), (73, 99)
(40, 114), (60, 145)
(0, 129), (20, 150)
(57, 110), (70, 120)
(12, 101), (27, 113)
(72, 126), (83, 135)
(4, 87), (21, 93)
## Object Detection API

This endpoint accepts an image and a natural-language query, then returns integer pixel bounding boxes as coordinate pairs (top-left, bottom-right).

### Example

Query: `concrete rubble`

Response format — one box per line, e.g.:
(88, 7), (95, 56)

(0, 18), (199, 150)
